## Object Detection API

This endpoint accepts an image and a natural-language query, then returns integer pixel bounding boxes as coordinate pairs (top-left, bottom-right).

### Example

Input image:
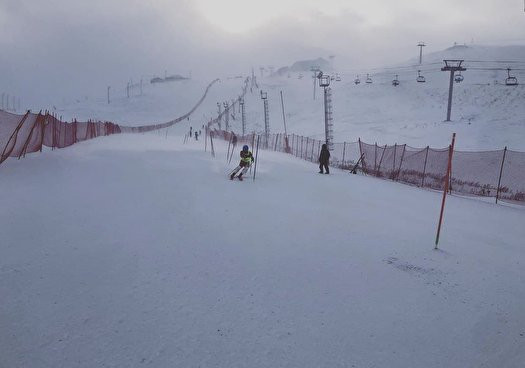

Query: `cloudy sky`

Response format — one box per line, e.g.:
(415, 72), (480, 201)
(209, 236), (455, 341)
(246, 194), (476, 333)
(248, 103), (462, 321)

(0, 0), (524, 104)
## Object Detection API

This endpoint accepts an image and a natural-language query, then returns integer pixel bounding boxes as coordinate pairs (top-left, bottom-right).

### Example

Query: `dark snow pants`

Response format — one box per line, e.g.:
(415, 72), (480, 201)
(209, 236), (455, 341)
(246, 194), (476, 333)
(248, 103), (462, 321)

(319, 162), (329, 174)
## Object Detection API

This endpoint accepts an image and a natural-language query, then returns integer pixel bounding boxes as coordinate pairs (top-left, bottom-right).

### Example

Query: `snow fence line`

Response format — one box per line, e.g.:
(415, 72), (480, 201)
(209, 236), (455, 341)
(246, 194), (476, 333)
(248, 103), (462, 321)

(206, 128), (525, 206)
(0, 79), (219, 165)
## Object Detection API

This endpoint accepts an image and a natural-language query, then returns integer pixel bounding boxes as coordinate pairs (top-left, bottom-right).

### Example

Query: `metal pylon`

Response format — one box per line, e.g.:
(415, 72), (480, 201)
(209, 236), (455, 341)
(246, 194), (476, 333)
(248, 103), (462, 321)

(217, 103), (222, 130)
(324, 87), (334, 150)
(240, 100), (246, 136)
(263, 99), (270, 148)
(224, 102), (230, 130)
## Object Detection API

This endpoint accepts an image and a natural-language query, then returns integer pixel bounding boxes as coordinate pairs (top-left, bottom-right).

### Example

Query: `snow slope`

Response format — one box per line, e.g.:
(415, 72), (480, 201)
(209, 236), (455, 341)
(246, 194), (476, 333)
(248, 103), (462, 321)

(1, 134), (524, 367)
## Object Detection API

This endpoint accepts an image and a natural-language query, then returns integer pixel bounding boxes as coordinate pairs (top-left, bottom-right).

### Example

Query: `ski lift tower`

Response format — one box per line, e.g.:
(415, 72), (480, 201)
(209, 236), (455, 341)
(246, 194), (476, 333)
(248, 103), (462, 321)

(240, 97), (246, 136)
(417, 42), (426, 65)
(260, 90), (270, 148)
(223, 102), (230, 130)
(311, 66), (321, 100)
(319, 73), (334, 150)
(441, 59), (466, 121)
(217, 102), (222, 130)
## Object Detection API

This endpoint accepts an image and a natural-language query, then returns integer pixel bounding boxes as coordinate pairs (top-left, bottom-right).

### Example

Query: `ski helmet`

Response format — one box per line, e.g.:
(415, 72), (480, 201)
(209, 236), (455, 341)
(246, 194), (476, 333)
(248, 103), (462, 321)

(243, 145), (249, 151)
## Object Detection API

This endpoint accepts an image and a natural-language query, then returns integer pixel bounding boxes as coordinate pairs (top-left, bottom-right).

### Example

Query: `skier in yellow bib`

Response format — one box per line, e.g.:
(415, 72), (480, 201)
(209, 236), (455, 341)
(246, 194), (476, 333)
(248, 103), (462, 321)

(230, 145), (254, 181)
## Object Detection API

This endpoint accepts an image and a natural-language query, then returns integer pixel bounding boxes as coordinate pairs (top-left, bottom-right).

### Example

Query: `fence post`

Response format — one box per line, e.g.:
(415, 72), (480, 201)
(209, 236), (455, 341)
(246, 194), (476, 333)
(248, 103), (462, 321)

(210, 132), (215, 157)
(0, 111), (30, 164)
(19, 111), (42, 159)
(393, 143), (397, 174)
(374, 143), (378, 171)
(305, 137), (308, 159)
(435, 133), (456, 249)
(342, 142), (346, 167)
(495, 146), (507, 204)
(421, 146), (429, 187)
(40, 113), (47, 152)
(396, 144), (406, 181)
(311, 139), (315, 162)
(358, 138), (365, 172)
(226, 135), (232, 162)
(376, 145), (387, 177)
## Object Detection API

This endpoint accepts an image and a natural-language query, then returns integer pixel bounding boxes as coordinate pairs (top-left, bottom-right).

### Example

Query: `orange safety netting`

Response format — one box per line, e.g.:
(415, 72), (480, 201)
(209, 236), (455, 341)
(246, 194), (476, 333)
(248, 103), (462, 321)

(0, 79), (219, 164)
(208, 128), (525, 205)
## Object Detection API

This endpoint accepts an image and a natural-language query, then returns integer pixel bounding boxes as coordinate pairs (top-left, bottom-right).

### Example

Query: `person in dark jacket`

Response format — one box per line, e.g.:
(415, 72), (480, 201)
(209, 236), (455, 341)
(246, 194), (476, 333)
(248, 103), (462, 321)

(318, 143), (330, 174)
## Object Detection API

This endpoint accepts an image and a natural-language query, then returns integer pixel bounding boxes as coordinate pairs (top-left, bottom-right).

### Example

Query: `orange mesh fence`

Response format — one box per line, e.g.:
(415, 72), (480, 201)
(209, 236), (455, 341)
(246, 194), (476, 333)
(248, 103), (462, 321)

(0, 79), (220, 164)
(0, 109), (122, 164)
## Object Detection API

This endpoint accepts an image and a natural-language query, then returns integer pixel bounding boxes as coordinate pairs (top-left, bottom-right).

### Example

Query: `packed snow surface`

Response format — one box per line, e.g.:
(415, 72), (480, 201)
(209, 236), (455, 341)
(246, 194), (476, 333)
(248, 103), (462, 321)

(1, 132), (524, 367)
(2, 44), (525, 367)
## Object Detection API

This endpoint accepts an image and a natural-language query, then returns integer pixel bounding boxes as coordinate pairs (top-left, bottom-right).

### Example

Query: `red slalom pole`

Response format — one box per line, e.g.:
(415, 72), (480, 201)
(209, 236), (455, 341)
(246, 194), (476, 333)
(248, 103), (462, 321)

(435, 133), (456, 249)
(253, 135), (260, 181)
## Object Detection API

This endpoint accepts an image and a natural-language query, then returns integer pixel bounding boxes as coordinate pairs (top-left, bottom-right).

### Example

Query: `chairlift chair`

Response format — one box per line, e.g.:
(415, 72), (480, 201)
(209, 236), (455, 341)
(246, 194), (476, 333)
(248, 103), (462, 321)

(354, 75), (361, 85)
(392, 75), (400, 86)
(335, 74), (341, 82)
(416, 70), (426, 83)
(454, 73), (464, 83)
(365, 74), (373, 84)
(505, 68), (518, 86)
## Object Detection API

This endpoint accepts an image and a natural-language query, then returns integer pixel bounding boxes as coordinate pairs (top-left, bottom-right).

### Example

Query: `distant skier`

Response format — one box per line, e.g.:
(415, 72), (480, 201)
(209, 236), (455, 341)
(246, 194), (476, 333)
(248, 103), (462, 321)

(194, 131), (198, 141)
(230, 145), (254, 181)
(189, 126), (193, 136)
(318, 143), (330, 174)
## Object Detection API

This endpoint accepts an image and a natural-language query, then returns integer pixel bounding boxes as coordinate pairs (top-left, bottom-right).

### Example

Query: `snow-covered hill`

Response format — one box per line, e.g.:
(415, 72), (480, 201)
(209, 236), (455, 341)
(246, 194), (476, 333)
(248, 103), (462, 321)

(246, 45), (525, 150)
(47, 44), (525, 151)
